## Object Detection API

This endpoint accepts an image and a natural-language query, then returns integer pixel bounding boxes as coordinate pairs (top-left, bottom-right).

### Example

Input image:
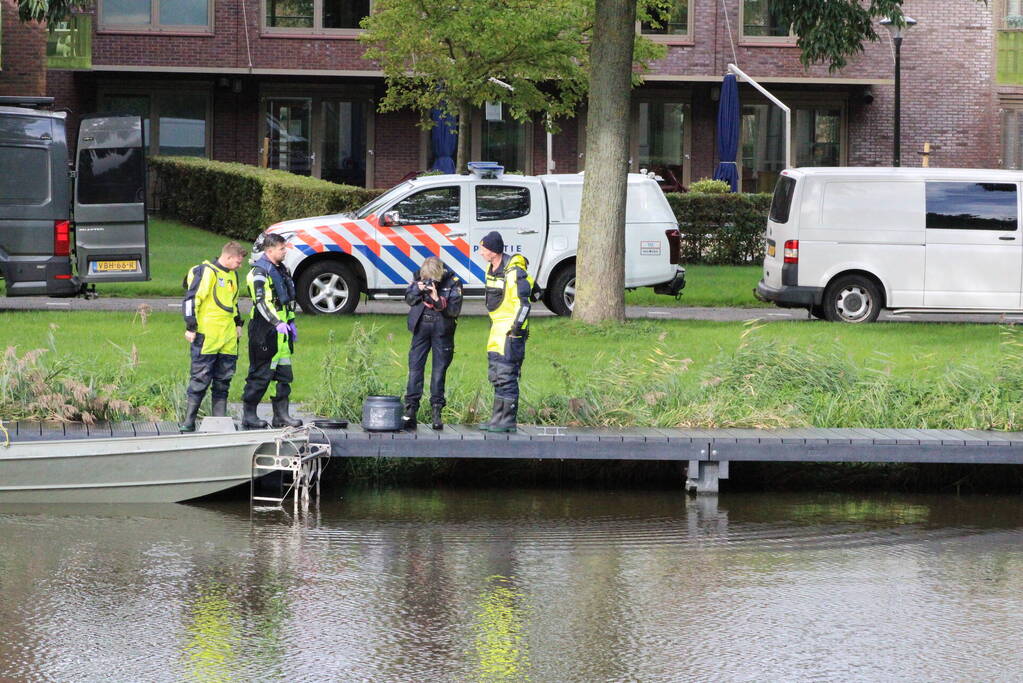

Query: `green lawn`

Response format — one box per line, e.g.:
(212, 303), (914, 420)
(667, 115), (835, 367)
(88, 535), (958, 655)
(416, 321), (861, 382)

(625, 264), (768, 308)
(0, 217), (768, 308)
(2, 311), (1012, 428)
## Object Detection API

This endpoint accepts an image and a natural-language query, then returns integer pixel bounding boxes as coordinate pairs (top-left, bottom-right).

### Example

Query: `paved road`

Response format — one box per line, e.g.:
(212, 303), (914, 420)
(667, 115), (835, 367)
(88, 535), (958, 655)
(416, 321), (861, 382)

(6, 295), (1023, 324)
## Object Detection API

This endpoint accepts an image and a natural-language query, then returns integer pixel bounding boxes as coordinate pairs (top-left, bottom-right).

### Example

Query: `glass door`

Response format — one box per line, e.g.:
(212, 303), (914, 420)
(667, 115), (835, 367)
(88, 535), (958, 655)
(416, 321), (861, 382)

(265, 98), (312, 175)
(321, 99), (367, 186)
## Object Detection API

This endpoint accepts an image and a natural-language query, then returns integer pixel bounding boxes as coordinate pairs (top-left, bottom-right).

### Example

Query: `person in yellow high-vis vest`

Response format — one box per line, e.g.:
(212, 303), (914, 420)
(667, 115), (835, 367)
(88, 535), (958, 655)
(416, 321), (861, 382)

(180, 241), (247, 432)
(241, 232), (302, 430)
(477, 231), (534, 433)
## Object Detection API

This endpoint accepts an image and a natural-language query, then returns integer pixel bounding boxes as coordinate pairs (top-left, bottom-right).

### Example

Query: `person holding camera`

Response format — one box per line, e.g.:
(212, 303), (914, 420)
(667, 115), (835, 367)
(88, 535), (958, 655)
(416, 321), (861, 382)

(403, 256), (463, 430)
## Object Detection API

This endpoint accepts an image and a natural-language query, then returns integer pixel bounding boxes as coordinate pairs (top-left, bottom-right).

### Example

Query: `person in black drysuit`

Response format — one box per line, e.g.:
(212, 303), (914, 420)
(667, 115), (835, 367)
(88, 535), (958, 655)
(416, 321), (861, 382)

(403, 256), (463, 430)
(241, 232), (302, 430)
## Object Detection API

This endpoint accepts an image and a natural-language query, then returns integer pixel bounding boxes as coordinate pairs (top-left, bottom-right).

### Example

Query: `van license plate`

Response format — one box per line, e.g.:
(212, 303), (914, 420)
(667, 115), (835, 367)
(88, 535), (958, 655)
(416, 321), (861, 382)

(767, 243), (776, 257)
(93, 260), (138, 273)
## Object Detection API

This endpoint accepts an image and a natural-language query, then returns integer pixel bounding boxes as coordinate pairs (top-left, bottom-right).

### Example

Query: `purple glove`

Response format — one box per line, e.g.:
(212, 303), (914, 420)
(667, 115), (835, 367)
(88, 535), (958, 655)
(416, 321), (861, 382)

(287, 322), (298, 341)
(275, 322), (289, 336)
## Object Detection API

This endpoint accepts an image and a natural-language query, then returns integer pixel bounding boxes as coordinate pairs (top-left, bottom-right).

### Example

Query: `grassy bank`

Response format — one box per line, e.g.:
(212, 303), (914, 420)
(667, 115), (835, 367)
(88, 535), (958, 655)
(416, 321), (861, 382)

(1, 310), (1017, 430)
(0, 217), (767, 308)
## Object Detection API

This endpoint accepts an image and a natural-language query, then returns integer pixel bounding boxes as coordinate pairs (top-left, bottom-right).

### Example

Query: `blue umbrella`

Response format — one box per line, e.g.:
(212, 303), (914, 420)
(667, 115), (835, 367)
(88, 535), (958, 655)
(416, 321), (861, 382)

(712, 73), (740, 193)
(430, 108), (457, 174)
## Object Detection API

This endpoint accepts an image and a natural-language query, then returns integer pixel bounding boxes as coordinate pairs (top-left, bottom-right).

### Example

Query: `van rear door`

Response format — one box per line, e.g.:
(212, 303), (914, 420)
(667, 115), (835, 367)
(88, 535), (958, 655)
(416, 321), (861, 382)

(74, 114), (149, 283)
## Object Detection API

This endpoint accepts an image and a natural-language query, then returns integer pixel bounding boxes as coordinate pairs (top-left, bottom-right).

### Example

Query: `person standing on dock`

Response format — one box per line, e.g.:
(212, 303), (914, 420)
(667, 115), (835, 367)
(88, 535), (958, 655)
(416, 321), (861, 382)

(477, 231), (534, 433)
(180, 241), (247, 432)
(241, 232), (302, 430)
(403, 256), (463, 431)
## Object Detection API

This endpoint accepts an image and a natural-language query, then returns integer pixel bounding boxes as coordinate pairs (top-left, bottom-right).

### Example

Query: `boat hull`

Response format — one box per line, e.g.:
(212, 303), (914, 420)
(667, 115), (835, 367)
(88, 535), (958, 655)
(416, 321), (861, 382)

(0, 429), (288, 503)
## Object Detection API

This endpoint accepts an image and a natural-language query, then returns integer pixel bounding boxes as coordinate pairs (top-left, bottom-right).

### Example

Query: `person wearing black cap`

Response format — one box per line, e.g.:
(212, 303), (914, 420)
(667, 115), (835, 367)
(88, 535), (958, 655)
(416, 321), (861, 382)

(402, 256), (463, 430)
(477, 230), (535, 432)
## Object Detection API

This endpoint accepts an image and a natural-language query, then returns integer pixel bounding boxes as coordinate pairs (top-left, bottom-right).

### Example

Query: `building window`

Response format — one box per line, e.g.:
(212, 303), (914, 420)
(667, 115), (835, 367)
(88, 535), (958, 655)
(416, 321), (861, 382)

(742, 0), (794, 40)
(99, 0), (212, 32)
(640, 0), (689, 37)
(99, 90), (211, 157)
(1003, 108), (1023, 168)
(264, 0), (370, 33)
(467, 110), (531, 174)
(1007, 0), (1023, 29)
(635, 102), (688, 189)
(741, 103), (842, 193)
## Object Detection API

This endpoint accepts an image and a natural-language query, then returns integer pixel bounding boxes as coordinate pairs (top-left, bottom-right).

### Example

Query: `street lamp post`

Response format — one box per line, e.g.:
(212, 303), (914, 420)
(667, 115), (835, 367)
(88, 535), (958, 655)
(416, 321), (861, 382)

(880, 15), (917, 167)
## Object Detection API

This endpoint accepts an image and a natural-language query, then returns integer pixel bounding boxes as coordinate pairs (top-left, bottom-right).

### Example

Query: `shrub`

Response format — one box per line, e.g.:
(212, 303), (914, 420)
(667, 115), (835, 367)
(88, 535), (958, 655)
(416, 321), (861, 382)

(665, 191), (772, 265)
(149, 156), (383, 241)
(688, 178), (731, 194)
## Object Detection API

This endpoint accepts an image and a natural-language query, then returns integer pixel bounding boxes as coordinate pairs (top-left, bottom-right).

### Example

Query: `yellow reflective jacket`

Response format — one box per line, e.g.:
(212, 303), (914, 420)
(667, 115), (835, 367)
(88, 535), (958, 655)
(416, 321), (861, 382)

(183, 259), (242, 355)
(484, 253), (534, 354)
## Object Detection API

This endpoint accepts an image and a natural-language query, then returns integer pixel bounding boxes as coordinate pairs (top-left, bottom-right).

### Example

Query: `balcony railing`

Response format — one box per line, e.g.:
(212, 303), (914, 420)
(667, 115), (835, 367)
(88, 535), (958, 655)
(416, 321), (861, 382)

(46, 14), (92, 70)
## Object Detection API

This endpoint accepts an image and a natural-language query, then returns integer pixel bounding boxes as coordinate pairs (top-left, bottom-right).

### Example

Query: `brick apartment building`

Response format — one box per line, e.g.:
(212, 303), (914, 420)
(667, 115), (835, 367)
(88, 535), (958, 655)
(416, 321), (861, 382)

(0, 0), (1017, 191)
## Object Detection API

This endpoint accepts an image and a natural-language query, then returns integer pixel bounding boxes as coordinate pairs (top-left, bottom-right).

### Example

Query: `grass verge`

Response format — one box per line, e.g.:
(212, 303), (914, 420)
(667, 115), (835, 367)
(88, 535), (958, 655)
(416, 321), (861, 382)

(1, 311), (1015, 430)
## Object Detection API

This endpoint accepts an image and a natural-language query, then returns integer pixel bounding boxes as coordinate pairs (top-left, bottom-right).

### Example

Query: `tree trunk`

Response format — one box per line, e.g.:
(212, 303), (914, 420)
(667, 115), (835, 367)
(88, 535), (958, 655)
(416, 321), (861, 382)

(573, 0), (636, 324)
(456, 101), (471, 174)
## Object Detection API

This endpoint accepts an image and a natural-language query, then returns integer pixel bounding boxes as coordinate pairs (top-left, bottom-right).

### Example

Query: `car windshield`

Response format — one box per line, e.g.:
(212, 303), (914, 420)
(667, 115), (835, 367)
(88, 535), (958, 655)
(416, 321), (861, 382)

(355, 182), (413, 219)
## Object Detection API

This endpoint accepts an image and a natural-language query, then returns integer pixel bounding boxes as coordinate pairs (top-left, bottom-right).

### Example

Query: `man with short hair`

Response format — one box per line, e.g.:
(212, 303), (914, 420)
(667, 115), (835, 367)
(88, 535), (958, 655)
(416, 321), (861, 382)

(180, 241), (247, 432)
(477, 231), (534, 432)
(242, 232), (302, 430)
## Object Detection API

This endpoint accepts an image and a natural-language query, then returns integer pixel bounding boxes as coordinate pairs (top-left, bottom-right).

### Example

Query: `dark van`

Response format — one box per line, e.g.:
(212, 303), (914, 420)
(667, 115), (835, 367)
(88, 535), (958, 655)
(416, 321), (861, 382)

(0, 96), (149, 297)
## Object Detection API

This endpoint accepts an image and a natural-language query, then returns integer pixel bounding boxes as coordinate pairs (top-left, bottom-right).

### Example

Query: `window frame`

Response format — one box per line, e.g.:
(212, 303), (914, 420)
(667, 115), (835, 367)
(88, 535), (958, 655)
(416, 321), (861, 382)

(637, 0), (694, 45)
(97, 0), (214, 35)
(1001, 103), (1023, 169)
(629, 94), (692, 188)
(469, 109), (534, 175)
(261, 0), (371, 37)
(739, 0), (797, 45)
(1003, 0), (1023, 30)
(97, 82), (214, 158)
(258, 84), (376, 185)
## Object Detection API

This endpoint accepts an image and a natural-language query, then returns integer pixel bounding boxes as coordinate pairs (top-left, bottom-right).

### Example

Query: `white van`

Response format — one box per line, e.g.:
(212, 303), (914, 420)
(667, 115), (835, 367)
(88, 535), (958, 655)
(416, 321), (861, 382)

(756, 167), (1023, 322)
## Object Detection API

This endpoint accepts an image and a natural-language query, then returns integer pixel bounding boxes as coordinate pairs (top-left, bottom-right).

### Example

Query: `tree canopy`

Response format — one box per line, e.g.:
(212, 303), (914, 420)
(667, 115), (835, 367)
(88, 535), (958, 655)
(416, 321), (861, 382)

(16, 0), (89, 24)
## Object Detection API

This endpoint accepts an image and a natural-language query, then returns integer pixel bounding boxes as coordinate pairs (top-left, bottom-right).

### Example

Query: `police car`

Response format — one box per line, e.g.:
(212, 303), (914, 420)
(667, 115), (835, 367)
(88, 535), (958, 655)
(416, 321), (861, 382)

(261, 162), (685, 315)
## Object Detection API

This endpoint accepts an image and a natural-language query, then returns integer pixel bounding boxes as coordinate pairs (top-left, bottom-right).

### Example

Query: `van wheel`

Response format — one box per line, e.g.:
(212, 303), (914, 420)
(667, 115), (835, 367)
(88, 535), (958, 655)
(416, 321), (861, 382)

(823, 275), (881, 324)
(296, 261), (360, 315)
(810, 304), (826, 320)
(546, 267), (576, 317)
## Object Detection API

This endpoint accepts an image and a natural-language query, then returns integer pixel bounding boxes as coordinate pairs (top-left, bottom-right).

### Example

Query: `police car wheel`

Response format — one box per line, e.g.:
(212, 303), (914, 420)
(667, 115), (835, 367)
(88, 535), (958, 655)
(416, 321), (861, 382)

(296, 261), (360, 315)
(547, 267), (575, 317)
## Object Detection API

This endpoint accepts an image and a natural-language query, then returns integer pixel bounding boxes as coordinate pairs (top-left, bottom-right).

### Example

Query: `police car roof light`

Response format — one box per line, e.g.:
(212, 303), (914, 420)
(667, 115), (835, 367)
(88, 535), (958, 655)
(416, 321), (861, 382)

(467, 161), (504, 179)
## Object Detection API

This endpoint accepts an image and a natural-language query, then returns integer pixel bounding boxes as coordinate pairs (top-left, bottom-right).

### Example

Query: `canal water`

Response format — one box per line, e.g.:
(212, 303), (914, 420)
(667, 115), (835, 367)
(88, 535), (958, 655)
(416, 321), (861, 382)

(1, 489), (1022, 681)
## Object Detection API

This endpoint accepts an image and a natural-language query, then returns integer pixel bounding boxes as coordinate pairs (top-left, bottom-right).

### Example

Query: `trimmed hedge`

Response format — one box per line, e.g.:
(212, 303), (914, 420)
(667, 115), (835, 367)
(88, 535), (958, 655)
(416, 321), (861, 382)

(149, 156), (382, 241)
(665, 191), (772, 265)
(150, 156), (770, 265)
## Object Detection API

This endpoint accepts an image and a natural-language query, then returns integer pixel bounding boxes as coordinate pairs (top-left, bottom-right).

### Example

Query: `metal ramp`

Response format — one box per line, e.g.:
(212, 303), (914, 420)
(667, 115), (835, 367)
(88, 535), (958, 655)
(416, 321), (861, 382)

(250, 426), (331, 511)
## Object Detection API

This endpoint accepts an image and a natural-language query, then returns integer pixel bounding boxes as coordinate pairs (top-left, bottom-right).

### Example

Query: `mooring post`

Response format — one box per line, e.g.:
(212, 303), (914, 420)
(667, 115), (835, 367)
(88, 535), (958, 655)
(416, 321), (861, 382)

(686, 458), (729, 494)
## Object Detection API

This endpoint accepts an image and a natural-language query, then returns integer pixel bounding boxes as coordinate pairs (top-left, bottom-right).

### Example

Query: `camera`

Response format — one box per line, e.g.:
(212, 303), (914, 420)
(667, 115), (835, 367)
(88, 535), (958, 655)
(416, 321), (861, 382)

(420, 278), (436, 288)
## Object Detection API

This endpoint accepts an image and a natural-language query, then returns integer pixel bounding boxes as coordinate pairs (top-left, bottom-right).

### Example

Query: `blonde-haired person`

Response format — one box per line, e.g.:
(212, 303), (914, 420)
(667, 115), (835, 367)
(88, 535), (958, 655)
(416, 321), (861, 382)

(180, 241), (247, 431)
(402, 256), (463, 430)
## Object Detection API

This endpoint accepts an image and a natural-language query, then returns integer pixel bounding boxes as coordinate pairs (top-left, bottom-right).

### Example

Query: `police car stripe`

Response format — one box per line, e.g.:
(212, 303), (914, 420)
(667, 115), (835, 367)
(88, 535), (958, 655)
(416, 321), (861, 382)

(442, 245), (486, 283)
(383, 245), (421, 276)
(318, 226), (353, 253)
(403, 224), (442, 255)
(345, 222), (382, 257)
(376, 224), (413, 258)
(354, 244), (404, 284)
(433, 224), (471, 257)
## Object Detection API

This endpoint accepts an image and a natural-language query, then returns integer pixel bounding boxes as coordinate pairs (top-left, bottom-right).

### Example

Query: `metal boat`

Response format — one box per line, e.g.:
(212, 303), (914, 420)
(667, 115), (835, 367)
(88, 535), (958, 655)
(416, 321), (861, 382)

(0, 423), (295, 503)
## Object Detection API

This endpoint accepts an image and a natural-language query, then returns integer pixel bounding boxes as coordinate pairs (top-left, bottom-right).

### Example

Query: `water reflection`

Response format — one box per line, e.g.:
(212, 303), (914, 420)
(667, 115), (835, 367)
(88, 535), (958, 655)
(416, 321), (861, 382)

(0, 491), (1021, 680)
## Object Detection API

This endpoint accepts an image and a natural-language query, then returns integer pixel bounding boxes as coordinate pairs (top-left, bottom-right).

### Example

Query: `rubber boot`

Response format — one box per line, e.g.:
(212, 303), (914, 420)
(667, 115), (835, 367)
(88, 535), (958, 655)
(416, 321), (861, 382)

(179, 396), (202, 433)
(211, 397), (228, 417)
(241, 402), (269, 430)
(402, 400), (419, 431)
(489, 398), (518, 433)
(478, 396), (501, 431)
(271, 398), (303, 428)
(431, 404), (444, 431)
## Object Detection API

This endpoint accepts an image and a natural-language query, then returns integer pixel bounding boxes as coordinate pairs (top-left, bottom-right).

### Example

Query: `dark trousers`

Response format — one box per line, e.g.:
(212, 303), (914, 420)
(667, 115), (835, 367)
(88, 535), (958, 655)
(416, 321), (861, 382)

(186, 337), (237, 402)
(487, 333), (527, 402)
(405, 316), (455, 407)
(242, 317), (294, 404)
